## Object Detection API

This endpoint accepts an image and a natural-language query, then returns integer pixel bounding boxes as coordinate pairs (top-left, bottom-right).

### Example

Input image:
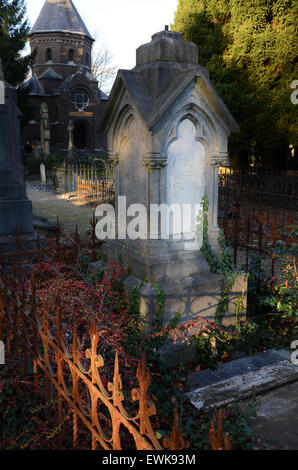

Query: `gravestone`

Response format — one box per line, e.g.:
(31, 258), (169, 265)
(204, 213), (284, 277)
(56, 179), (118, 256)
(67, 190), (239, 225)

(40, 162), (46, 183)
(33, 142), (42, 160)
(100, 29), (247, 342)
(0, 60), (33, 236)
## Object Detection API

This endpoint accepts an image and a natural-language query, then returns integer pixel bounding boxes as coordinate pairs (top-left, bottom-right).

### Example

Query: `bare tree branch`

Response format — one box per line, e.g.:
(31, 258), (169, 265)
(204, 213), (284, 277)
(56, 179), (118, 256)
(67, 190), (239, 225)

(91, 32), (117, 95)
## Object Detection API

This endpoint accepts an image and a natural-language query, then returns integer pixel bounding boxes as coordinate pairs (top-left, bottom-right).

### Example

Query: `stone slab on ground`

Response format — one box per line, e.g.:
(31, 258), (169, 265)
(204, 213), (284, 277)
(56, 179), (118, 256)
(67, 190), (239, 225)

(33, 215), (55, 232)
(187, 349), (298, 412)
(88, 260), (107, 274)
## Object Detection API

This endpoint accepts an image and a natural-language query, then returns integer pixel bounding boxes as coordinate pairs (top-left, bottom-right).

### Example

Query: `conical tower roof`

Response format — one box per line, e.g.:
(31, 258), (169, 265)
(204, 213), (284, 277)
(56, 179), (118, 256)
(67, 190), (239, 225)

(29, 0), (93, 40)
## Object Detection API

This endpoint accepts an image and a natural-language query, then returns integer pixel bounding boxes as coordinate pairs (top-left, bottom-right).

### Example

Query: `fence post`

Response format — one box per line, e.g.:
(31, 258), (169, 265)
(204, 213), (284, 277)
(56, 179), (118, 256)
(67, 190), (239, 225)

(233, 201), (240, 267)
(271, 221), (277, 278)
(245, 215), (250, 272)
(257, 214), (264, 293)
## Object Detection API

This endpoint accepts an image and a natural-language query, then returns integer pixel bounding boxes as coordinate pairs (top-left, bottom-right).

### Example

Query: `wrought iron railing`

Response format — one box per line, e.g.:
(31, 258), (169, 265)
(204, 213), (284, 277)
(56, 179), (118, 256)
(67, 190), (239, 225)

(0, 271), (189, 450)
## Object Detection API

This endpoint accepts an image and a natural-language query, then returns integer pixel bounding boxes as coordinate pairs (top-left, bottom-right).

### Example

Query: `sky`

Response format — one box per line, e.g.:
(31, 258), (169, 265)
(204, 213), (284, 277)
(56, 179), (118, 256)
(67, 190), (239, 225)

(25, 0), (179, 71)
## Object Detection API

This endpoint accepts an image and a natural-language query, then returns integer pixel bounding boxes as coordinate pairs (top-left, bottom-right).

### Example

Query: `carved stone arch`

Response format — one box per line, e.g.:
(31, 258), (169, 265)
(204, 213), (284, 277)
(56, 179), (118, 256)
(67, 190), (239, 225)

(165, 117), (206, 240)
(119, 135), (129, 154)
(124, 114), (134, 133)
(112, 104), (134, 156)
(162, 103), (221, 164)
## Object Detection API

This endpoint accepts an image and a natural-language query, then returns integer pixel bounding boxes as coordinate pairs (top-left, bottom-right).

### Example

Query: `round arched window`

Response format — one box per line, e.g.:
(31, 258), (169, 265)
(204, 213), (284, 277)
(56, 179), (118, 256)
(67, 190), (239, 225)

(68, 49), (74, 62)
(46, 48), (52, 62)
(71, 88), (89, 111)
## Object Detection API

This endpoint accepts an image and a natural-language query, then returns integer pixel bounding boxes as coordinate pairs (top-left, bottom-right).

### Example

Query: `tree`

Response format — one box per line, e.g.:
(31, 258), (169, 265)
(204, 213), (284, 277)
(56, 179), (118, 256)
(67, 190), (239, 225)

(0, 0), (33, 86)
(0, 0), (34, 126)
(91, 32), (117, 95)
(173, 0), (298, 168)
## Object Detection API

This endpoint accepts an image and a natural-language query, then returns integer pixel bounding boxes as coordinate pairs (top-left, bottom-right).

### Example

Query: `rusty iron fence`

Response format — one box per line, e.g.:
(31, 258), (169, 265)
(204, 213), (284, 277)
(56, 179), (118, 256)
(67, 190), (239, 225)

(0, 221), (186, 450)
(0, 223), (190, 450)
(77, 176), (114, 205)
(219, 208), (296, 277)
(219, 167), (298, 212)
(0, 221), (233, 450)
(62, 162), (114, 204)
(0, 271), (190, 450)
(218, 167), (297, 276)
(0, 216), (101, 273)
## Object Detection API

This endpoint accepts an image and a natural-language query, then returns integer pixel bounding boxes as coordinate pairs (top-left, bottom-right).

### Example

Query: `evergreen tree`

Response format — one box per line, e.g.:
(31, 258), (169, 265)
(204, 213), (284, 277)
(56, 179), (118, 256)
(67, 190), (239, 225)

(173, 0), (298, 168)
(0, 0), (34, 125)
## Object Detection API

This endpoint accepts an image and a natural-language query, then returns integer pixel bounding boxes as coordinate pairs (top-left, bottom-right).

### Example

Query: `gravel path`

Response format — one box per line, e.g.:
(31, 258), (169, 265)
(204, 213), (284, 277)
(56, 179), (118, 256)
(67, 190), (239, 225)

(27, 187), (96, 235)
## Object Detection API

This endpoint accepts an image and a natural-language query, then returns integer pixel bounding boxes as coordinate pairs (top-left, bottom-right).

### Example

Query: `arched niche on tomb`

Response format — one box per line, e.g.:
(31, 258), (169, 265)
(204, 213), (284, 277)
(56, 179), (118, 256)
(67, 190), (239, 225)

(166, 118), (205, 240)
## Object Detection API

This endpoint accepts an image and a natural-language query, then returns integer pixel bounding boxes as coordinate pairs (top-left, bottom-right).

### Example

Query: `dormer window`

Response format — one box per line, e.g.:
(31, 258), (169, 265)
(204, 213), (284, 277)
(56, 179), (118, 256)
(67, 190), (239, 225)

(46, 48), (52, 62)
(68, 49), (74, 62)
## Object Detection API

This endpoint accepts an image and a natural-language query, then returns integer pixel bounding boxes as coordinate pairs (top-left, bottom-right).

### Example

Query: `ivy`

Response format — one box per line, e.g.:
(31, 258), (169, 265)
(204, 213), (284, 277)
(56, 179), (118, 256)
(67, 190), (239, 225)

(153, 283), (165, 333)
(199, 196), (242, 323)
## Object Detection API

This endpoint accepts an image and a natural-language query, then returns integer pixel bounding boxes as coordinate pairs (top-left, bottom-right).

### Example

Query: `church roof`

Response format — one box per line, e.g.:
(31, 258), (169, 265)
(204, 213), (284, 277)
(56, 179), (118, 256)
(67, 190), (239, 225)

(39, 68), (63, 80)
(22, 75), (46, 95)
(29, 0), (93, 40)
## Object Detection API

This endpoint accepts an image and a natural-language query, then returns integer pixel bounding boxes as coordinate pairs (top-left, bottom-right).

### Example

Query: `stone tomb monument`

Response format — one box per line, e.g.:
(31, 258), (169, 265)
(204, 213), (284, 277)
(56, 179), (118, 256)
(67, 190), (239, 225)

(100, 29), (247, 341)
(0, 61), (33, 236)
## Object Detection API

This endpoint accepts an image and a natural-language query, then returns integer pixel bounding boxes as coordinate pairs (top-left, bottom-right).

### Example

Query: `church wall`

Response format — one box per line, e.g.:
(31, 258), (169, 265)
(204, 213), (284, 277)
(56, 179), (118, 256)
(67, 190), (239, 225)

(22, 90), (107, 152)
(30, 32), (93, 80)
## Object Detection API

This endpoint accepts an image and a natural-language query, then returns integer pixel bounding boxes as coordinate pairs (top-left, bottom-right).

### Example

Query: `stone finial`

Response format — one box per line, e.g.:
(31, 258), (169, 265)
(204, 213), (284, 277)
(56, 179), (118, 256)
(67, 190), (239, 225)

(136, 28), (198, 66)
(0, 58), (5, 81)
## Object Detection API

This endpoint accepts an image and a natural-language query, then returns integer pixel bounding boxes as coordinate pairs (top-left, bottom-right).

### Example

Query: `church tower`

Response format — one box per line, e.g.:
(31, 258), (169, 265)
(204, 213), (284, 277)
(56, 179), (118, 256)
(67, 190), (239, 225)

(29, 0), (94, 81)
(22, 0), (107, 153)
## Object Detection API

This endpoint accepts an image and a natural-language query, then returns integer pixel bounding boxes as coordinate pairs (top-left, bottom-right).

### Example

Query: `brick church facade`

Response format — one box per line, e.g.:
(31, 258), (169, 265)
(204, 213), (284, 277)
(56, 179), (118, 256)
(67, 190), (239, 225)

(22, 0), (107, 153)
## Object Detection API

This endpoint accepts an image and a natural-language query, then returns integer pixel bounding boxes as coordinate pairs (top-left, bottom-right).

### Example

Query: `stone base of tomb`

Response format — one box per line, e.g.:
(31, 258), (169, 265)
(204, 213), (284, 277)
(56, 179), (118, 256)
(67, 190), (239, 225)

(0, 198), (33, 236)
(123, 272), (247, 332)
(123, 272), (247, 367)
(103, 239), (248, 366)
(103, 238), (214, 282)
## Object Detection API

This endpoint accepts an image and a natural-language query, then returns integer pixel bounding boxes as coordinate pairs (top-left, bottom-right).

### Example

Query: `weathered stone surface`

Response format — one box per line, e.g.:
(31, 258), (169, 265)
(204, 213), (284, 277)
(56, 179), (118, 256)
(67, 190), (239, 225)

(88, 259), (107, 274)
(249, 381), (298, 450)
(226, 273), (248, 324)
(187, 349), (290, 391)
(159, 340), (198, 369)
(104, 239), (212, 283)
(33, 215), (55, 233)
(136, 30), (198, 66)
(100, 28), (242, 343)
(0, 66), (33, 235)
(186, 349), (298, 412)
